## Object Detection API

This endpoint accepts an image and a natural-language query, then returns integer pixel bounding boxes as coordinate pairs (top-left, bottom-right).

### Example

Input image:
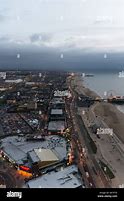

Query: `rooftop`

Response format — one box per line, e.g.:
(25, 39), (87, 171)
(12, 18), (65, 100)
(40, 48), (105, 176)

(28, 150), (39, 164)
(50, 98), (65, 104)
(1, 135), (67, 165)
(48, 121), (65, 132)
(51, 109), (63, 115)
(5, 79), (23, 83)
(27, 165), (82, 188)
(34, 148), (59, 162)
(2, 143), (27, 164)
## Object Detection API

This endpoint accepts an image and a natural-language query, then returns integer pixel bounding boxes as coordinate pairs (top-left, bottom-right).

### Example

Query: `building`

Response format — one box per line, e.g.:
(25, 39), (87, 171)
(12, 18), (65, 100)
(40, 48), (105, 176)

(26, 165), (82, 188)
(1, 143), (27, 165)
(0, 135), (67, 173)
(50, 98), (64, 105)
(28, 148), (59, 169)
(5, 79), (23, 83)
(25, 82), (36, 86)
(48, 121), (65, 134)
(50, 109), (65, 121)
(0, 72), (6, 79)
(50, 98), (65, 109)
(0, 87), (7, 91)
(51, 109), (63, 116)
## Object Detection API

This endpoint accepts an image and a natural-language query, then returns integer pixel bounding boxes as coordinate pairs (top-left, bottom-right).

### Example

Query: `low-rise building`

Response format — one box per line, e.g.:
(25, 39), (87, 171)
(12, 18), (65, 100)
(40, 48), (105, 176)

(50, 109), (65, 121)
(26, 165), (82, 188)
(0, 135), (67, 173)
(51, 109), (63, 116)
(28, 148), (59, 169)
(48, 121), (65, 134)
(5, 79), (23, 83)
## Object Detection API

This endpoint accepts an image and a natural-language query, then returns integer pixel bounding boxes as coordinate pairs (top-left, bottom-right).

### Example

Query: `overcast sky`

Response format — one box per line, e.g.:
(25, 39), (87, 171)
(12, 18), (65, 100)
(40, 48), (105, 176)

(0, 0), (124, 53)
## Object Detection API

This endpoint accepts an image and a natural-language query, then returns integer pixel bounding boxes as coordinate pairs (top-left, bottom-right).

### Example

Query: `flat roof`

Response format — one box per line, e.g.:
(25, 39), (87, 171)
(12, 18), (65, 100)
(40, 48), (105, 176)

(28, 150), (39, 163)
(1, 135), (67, 164)
(34, 149), (59, 162)
(27, 165), (82, 188)
(51, 109), (63, 115)
(50, 98), (64, 104)
(5, 79), (23, 83)
(2, 143), (27, 164)
(48, 121), (65, 131)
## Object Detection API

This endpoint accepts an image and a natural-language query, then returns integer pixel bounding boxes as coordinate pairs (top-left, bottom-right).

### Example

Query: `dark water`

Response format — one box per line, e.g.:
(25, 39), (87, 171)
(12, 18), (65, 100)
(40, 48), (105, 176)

(83, 72), (124, 113)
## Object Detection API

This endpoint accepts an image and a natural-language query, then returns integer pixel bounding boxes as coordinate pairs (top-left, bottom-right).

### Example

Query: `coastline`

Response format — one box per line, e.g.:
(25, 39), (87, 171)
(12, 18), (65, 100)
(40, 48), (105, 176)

(73, 74), (124, 144)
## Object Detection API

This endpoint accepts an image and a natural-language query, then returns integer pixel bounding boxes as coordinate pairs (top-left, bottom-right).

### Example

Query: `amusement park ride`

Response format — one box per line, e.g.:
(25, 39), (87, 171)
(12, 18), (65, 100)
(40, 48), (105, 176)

(94, 90), (124, 104)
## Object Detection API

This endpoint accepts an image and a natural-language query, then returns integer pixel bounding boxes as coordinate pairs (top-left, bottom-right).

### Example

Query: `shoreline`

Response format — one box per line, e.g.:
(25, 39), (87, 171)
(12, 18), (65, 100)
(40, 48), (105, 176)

(73, 74), (124, 144)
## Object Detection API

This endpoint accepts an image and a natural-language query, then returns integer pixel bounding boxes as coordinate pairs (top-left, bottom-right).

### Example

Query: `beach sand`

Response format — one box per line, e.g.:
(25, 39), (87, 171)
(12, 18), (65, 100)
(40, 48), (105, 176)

(72, 75), (124, 144)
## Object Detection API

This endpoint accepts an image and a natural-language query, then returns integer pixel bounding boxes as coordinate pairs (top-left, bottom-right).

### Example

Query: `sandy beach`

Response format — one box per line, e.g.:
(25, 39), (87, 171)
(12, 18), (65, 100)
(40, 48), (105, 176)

(72, 74), (124, 144)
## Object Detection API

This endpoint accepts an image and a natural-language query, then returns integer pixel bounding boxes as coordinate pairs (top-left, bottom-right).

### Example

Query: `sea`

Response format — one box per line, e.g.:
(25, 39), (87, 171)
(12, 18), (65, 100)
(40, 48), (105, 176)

(82, 72), (124, 113)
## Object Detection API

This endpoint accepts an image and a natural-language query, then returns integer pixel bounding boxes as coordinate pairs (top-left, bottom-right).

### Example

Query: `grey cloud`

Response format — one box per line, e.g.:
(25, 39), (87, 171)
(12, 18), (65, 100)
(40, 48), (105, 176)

(0, 14), (12, 22)
(0, 36), (10, 42)
(94, 16), (113, 25)
(30, 33), (52, 43)
(0, 14), (5, 21)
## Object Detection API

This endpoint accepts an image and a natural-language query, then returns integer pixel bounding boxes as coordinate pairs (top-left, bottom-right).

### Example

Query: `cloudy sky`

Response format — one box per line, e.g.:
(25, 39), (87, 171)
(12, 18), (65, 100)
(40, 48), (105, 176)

(0, 0), (124, 53)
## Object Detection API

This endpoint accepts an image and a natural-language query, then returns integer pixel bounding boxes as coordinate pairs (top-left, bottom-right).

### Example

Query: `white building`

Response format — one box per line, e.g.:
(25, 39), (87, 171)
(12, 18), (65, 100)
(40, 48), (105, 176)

(0, 72), (6, 79)
(0, 135), (67, 167)
(28, 148), (59, 169)
(27, 165), (82, 188)
(5, 79), (23, 83)
(51, 109), (63, 115)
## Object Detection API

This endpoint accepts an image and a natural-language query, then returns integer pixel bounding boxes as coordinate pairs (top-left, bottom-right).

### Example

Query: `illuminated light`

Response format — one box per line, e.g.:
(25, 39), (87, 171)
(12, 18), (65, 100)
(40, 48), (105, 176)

(68, 153), (74, 164)
(20, 166), (30, 171)
(17, 170), (32, 178)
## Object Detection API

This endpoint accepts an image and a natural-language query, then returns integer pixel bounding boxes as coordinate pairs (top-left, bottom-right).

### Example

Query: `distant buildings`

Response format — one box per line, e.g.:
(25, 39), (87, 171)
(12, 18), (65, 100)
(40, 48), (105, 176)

(0, 72), (6, 80)
(28, 148), (59, 169)
(0, 70), (83, 188)
(50, 109), (65, 121)
(50, 97), (64, 105)
(5, 79), (23, 84)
